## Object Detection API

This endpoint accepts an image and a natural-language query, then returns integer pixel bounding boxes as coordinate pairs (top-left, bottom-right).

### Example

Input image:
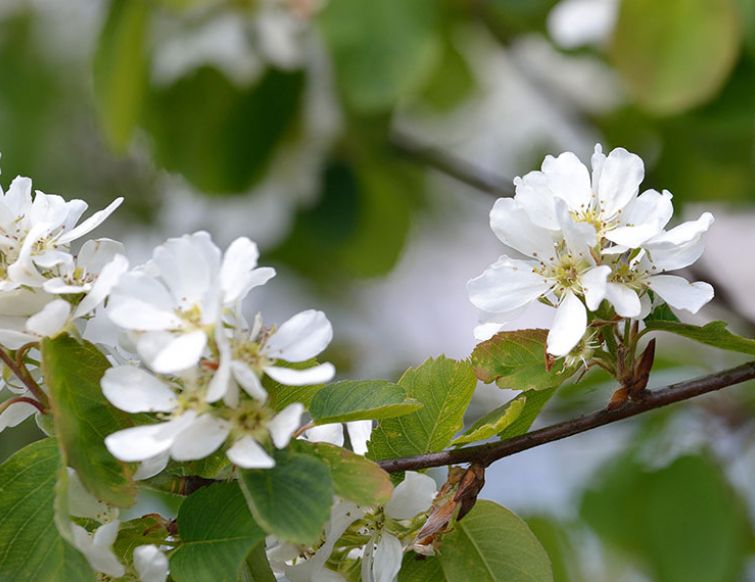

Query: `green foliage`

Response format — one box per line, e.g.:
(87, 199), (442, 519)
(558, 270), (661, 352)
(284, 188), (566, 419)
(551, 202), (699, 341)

(145, 66), (305, 194)
(238, 448), (333, 545)
(581, 454), (750, 582)
(113, 515), (171, 565)
(171, 483), (265, 582)
(497, 388), (557, 440)
(368, 357), (477, 460)
(239, 542), (277, 582)
(611, 0), (742, 114)
(94, 0), (150, 151)
(472, 330), (577, 390)
(263, 360), (327, 411)
(301, 441), (393, 506)
(319, 0), (441, 112)
(0, 439), (94, 581)
(309, 379), (422, 424)
(452, 396), (525, 446)
(644, 319), (755, 355)
(400, 500), (553, 581)
(41, 335), (136, 507)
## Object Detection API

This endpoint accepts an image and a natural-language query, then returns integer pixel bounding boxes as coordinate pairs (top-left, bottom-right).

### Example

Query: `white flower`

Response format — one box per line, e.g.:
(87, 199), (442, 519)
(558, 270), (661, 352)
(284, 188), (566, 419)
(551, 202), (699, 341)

(134, 545), (169, 582)
(360, 472), (437, 582)
(71, 520), (125, 579)
(468, 196), (609, 356)
(303, 420), (373, 455)
(102, 365), (305, 470)
(107, 232), (274, 374)
(216, 309), (335, 406)
(67, 467), (119, 524)
(0, 397), (38, 434)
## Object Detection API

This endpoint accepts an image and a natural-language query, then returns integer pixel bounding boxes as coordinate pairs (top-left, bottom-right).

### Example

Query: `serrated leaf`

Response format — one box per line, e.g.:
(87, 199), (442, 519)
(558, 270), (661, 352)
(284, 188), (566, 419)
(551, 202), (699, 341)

(41, 335), (136, 507)
(238, 448), (333, 545)
(644, 320), (755, 356)
(645, 302), (680, 323)
(170, 483), (265, 582)
(452, 397), (526, 446)
(310, 379), (422, 424)
(301, 441), (393, 506)
(436, 500), (553, 581)
(611, 0), (741, 114)
(319, 0), (441, 112)
(0, 439), (94, 581)
(472, 329), (576, 390)
(497, 388), (557, 441)
(368, 357), (477, 460)
(94, 0), (150, 151)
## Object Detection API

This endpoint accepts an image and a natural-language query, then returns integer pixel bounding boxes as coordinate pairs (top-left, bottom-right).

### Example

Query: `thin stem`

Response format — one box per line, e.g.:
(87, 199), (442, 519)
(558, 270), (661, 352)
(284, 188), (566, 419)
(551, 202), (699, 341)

(0, 349), (48, 410)
(378, 360), (755, 473)
(0, 395), (46, 415)
(15, 342), (38, 369)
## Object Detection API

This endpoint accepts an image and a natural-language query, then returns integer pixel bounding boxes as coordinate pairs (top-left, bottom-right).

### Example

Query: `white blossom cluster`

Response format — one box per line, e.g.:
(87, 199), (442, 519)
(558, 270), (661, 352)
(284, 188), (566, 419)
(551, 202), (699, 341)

(468, 144), (715, 358)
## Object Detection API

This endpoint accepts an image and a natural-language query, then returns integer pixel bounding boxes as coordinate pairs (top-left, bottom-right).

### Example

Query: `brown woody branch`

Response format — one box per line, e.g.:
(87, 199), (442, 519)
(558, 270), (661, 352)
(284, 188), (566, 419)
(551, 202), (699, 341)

(378, 360), (755, 473)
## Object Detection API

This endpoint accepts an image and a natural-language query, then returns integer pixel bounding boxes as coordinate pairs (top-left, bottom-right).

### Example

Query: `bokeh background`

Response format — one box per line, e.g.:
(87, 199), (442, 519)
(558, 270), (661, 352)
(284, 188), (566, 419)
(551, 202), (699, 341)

(1, 0), (754, 580)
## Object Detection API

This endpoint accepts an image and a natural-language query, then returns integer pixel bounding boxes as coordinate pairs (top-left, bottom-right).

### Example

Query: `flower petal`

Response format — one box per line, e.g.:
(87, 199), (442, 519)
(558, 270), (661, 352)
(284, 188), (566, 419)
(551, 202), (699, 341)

(467, 256), (550, 314)
(541, 151), (592, 211)
(152, 232), (220, 309)
(268, 403), (304, 449)
(264, 363), (335, 386)
(105, 412), (197, 462)
(386, 471), (436, 520)
(133, 451), (170, 481)
(133, 545), (169, 582)
(74, 254), (129, 318)
(0, 400), (37, 432)
(371, 533), (403, 582)
(26, 299), (70, 337)
(490, 198), (558, 259)
(108, 273), (182, 330)
(547, 290), (587, 357)
(305, 423), (344, 447)
(605, 282), (641, 318)
(220, 237), (273, 304)
(138, 330), (207, 374)
(57, 198), (123, 245)
(169, 414), (230, 461)
(227, 436), (275, 469)
(514, 172), (559, 230)
(77, 238), (126, 274)
(596, 147), (644, 218)
(645, 212), (715, 271)
(581, 265), (610, 311)
(263, 310), (333, 363)
(605, 189), (673, 247)
(101, 366), (177, 413)
(231, 361), (268, 401)
(648, 275), (714, 313)
(346, 420), (373, 456)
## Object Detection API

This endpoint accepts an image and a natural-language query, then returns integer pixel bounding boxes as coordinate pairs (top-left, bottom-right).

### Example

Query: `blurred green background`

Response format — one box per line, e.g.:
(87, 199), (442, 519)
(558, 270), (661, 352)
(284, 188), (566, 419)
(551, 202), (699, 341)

(1, 0), (755, 580)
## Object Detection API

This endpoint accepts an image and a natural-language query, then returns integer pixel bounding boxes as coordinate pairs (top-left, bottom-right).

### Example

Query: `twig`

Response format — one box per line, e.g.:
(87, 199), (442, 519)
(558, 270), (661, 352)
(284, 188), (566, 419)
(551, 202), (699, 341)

(0, 395), (46, 415)
(389, 130), (515, 198)
(377, 360), (755, 473)
(0, 348), (48, 410)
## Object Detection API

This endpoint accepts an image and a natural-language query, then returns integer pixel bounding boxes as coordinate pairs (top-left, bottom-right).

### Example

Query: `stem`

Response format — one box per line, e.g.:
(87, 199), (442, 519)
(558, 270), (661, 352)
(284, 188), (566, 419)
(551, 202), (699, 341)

(0, 395), (46, 415)
(378, 360), (755, 473)
(0, 349), (48, 410)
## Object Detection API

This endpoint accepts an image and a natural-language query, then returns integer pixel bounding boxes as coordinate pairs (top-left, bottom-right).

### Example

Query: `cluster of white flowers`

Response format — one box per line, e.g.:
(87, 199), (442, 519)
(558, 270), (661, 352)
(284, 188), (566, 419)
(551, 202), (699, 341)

(468, 145), (714, 357)
(272, 471), (437, 582)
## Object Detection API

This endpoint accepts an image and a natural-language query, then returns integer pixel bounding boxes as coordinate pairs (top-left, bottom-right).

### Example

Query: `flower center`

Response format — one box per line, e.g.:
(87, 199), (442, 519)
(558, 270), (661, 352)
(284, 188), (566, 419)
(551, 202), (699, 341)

(230, 401), (273, 440)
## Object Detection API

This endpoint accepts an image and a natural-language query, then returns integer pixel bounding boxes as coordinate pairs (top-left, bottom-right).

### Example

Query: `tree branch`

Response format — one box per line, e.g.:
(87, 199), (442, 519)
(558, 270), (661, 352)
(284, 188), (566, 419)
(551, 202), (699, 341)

(378, 360), (755, 473)
(390, 129), (515, 198)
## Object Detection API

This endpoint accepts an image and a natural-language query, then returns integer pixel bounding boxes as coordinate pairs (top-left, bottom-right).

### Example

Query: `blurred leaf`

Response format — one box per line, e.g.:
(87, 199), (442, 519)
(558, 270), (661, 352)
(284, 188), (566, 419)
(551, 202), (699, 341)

(300, 441), (393, 506)
(0, 439), (94, 581)
(645, 319), (755, 355)
(238, 448), (332, 545)
(437, 500), (553, 581)
(368, 357), (477, 460)
(611, 0), (741, 114)
(452, 396), (525, 446)
(418, 35), (476, 111)
(472, 330), (577, 390)
(399, 553), (445, 581)
(239, 542), (276, 582)
(113, 515), (170, 565)
(581, 454), (749, 582)
(526, 516), (580, 582)
(497, 388), (557, 440)
(146, 66), (304, 194)
(42, 335), (136, 507)
(310, 379), (422, 424)
(734, 0), (755, 57)
(171, 483), (265, 582)
(94, 0), (150, 151)
(645, 302), (680, 323)
(319, 0), (441, 112)
(484, 0), (559, 38)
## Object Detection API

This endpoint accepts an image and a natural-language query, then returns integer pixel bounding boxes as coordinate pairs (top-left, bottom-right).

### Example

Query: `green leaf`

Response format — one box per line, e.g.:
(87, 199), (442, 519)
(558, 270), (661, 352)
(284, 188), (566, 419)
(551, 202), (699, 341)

(145, 66), (305, 194)
(497, 388), (557, 441)
(451, 397), (526, 446)
(310, 379), (422, 424)
(472, 330), (577, 390)
(113, 515), (171, 566)
(644, 302), (680, 323)
(302, 441), (393, 506)
(0, 439), (94, 581)
(238, 448), (333, 545)
(263, 359), (327, 412)
(437, 500), (553, 581)
(171, 483), (265, 582)
(581, 454), (749, 582)
(319, 0), (441, 112)
(644, 319), (755, 356)
(41, 335), (136, 507)
(399, 553), (446, 581)
(368, 357), (477, 460)
(93, 0), (150, 151)
(611, 0), (741, 114)
(239, 542), (277, 582)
